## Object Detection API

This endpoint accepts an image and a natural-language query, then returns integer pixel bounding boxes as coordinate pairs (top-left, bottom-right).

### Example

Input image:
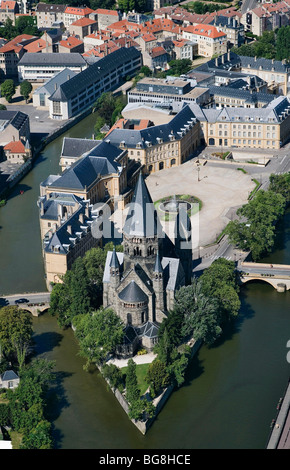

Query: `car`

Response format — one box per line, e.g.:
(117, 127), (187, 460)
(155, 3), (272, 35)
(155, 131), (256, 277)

(15, 298), (29, 304)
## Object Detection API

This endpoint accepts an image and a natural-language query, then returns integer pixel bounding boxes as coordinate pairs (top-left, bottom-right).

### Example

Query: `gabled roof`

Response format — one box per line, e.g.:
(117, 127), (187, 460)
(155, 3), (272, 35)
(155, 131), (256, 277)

(183, 23), (227, 39)
(64, 6), (94, 16)
(70, 17), (97, 27)
(61, 137), (100, 158)
(4, 140), (26, 153)
(18, 52), (87, 66)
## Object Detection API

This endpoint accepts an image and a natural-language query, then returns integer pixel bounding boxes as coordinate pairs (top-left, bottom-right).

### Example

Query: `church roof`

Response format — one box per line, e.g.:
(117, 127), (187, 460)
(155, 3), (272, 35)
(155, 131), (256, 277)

(123, 173), (159, 238)
(110, 247), (120, 269)
(118, 280), (148, 303)
(138, 321), (159, 338)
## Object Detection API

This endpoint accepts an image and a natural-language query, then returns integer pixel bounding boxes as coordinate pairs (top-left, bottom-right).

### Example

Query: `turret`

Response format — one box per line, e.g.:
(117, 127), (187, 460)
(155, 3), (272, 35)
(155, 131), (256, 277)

(152, 250), (165, 321)
(109, 247), (120, 288)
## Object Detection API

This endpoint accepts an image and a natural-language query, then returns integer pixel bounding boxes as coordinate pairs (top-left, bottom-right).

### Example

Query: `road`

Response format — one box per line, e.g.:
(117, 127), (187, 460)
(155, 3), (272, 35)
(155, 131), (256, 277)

(0, 292), (50, 307)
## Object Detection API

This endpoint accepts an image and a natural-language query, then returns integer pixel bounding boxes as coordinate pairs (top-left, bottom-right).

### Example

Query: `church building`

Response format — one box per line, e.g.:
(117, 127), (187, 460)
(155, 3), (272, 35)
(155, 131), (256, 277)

(102, 173), (192, 357)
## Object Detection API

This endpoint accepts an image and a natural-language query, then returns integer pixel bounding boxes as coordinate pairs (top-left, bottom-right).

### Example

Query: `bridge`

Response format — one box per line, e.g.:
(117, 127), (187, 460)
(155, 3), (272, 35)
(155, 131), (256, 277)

(237, 262), (290, 292)
(0, 292), (51, 317)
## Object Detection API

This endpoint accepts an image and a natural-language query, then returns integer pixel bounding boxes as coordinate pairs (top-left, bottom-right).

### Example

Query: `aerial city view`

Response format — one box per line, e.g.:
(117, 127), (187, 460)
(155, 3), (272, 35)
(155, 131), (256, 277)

(0, 0), (289, 452)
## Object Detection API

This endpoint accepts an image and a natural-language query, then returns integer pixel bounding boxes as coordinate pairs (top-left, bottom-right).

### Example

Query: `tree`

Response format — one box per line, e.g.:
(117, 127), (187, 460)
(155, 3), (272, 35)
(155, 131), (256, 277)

(125, 358), (140, 404)
(20, 420), (53, 449)
(167, 346), (191, 388)
(167, 59), (193, 76)
(0, 104), (7, 110)
(1, 79), (16, 103)
(145, 359), (170, 397)
(20, 80), (32, 103)
(225, 190), (286, 260)
(73, 307), (124, 367)
(269, 173), (290, 204)
(0, 306), (32, 365)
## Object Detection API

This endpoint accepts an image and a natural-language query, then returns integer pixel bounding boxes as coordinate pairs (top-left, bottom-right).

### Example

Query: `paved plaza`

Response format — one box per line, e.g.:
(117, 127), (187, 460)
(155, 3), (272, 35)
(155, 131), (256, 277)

(146, 158), (255, 247)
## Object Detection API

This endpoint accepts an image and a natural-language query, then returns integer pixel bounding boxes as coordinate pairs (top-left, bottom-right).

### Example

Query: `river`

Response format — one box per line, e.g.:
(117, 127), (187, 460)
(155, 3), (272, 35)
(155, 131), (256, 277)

(0, 112), (289, 449)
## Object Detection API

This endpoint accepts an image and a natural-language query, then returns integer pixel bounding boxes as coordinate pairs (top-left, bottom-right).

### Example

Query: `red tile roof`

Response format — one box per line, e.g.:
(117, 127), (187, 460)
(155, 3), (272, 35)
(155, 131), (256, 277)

(4, 140), (25, 153)
(64, 6), (94, 16)
(24, 38), (48, 52)
(59, 36), (83, 48)
(95, 9), (119, 16)
(184, 24), (226, 39)
(0, 34), (36, 53)
(0, 1), (17, 10)
(150, 46), (167, 58)
(70, 17), (97, 27)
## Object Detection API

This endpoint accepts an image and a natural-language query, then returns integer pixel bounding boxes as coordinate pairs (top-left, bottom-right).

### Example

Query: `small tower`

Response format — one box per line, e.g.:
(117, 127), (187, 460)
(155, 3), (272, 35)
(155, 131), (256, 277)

(109, 247), (120, 289)
(174, 208), (192, 285)
(152, 250), (165, 322)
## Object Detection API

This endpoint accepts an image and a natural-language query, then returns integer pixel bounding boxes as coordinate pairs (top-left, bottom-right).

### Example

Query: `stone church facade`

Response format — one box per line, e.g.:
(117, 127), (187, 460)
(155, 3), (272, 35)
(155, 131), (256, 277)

(103, 174), (193, 357)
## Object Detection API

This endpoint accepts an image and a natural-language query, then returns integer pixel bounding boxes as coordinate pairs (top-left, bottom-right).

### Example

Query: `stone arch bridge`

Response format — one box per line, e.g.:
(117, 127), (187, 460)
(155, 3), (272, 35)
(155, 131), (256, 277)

(0, 292), (51, 316)
(237, 262), (290, 292)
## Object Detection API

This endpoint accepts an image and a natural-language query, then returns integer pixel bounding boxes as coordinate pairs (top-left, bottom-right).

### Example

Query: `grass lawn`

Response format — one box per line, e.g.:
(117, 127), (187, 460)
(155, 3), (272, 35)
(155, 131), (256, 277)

(121, 363), (150, 396)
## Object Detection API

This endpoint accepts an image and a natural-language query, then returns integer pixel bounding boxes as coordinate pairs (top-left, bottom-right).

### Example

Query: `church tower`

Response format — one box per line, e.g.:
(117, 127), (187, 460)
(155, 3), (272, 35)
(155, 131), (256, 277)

(152, 250), (165, 322)
(109, 246), (121, 289)
(122, 173), (162, 273)
(174, 208), (193, 285)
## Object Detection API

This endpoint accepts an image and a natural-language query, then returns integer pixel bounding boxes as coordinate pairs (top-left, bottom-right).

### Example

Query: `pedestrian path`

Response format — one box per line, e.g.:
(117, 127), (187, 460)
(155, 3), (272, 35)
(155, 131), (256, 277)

(107, 352), (157, 368)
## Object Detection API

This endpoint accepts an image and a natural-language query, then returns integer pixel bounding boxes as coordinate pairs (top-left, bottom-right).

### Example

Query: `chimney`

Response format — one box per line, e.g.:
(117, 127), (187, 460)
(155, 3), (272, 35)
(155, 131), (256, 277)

(55, 83), (58, 90)
(215, 57), (219, 67)
(221, 54), (225, 64)
(227, 50), (230, 61)
(67, 74), (70, 80)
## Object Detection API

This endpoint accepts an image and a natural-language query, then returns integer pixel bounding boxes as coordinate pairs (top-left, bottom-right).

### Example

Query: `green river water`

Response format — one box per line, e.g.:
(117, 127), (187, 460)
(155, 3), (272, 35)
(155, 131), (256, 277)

(0, 112), (289, 449)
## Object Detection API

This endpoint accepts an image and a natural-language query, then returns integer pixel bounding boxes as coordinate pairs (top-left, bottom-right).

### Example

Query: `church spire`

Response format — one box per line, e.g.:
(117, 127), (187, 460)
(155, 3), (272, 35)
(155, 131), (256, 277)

(123, 173), (158, 238)
(154, 250), (163, 274)
(110, 246), (120, 269)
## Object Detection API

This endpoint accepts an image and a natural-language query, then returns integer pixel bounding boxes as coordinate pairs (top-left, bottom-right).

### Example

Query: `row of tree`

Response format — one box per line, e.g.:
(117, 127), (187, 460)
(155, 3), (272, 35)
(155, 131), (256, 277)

(225, 174), (290, 261)
(0, 80), (32, 103)
(0, 306), (55, 448)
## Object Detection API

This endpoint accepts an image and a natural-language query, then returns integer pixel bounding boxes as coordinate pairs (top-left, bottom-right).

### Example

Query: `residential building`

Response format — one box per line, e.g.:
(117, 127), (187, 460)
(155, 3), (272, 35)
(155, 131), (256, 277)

(128, 76), (211, 112)
(104, 104), (201, 173)
(0, 370), (20, 389)
(0, 34), (37, 77)
(0, 110), (30, 145)
(35, 3), (67, 29)
(182, 23), (227, 57)
(95, 8), (121, 30)
(212, 15), (244, 47)
(143, 45), (168, 70)
(103, 173), (191, 356)
(172, 38), (197, 60)
(63, 6), (95, 29)
(58, 36), (84, 54)
(3, 138), (31, 163)
(0, 0), (19, 25)
(190, 95), (290, 150)
(242, 2), (290, 36)
(68, 17), (98, 39)
(17, 52), (87, 82)
(47, 47), (142, 120)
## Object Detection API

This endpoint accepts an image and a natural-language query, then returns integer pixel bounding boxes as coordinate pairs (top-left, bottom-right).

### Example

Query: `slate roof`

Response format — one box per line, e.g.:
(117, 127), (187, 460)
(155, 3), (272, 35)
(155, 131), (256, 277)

(123, 173), (160, 238)
(1, 370), (19, 381)
(106, 104), (197, 149)
(36, 3), (66, 13)
(48, 142), (123, 191)
(103, 251), (124, 283)
(0, 110), (28, 130)
(34, 68), (77, 97)
(138, 321), (159, 338)
(18, 52), (87, 67)
(40, 193), (83, 220)
(61, 137), (100, 159)
(110, 247), (120, 269)
(208, 85), (275, 104)
(118, 280), (148, 303)
(48, 47), (141, 102)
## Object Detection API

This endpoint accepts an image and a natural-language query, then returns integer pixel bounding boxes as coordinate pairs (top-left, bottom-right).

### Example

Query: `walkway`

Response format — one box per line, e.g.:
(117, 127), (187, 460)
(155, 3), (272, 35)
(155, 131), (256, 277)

(107, 352), (157, 368)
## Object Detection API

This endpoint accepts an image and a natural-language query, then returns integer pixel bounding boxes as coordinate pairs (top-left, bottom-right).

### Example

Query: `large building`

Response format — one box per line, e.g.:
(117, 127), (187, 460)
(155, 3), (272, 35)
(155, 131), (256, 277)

(103, 173), (192, 356)
(38, 138), (144, 288)
(105, 104), (201, 173)
(182, 23), (227, 58)
(17, 52), (87, 82)
(47, 47), (142, 120)
(190, 95), (290, 150)
(128, 76), (211, 112)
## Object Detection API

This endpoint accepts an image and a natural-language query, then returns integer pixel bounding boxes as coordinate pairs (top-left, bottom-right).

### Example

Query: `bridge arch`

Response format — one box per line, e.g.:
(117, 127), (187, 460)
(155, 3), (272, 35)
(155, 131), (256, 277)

(240, 277), (279, 290)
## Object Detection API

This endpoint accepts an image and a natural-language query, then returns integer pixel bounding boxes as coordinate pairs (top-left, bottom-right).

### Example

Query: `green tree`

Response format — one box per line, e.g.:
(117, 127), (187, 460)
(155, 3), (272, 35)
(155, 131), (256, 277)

(145, 359), (170, 397)
(269, 173), (290, 204)
(74, 307), (124, 367)
(0, 306), (32, 365)
(225, 190), (286, 260)
(125, 358), (140, 404)
(20, 420), (53, 449)
(167, 346), (191, 388)
(167, 59), (193, 76)
(140, 65), (152, 76)
(20, 80), (32, 103)
(0, 18), (17, 40)
(1, 79), (16, 103)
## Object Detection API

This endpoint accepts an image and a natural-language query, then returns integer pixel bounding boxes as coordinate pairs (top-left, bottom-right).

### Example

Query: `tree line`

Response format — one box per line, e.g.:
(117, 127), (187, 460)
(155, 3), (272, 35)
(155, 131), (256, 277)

(232, 27), (290, 62)
(225, 173), (290, 261)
